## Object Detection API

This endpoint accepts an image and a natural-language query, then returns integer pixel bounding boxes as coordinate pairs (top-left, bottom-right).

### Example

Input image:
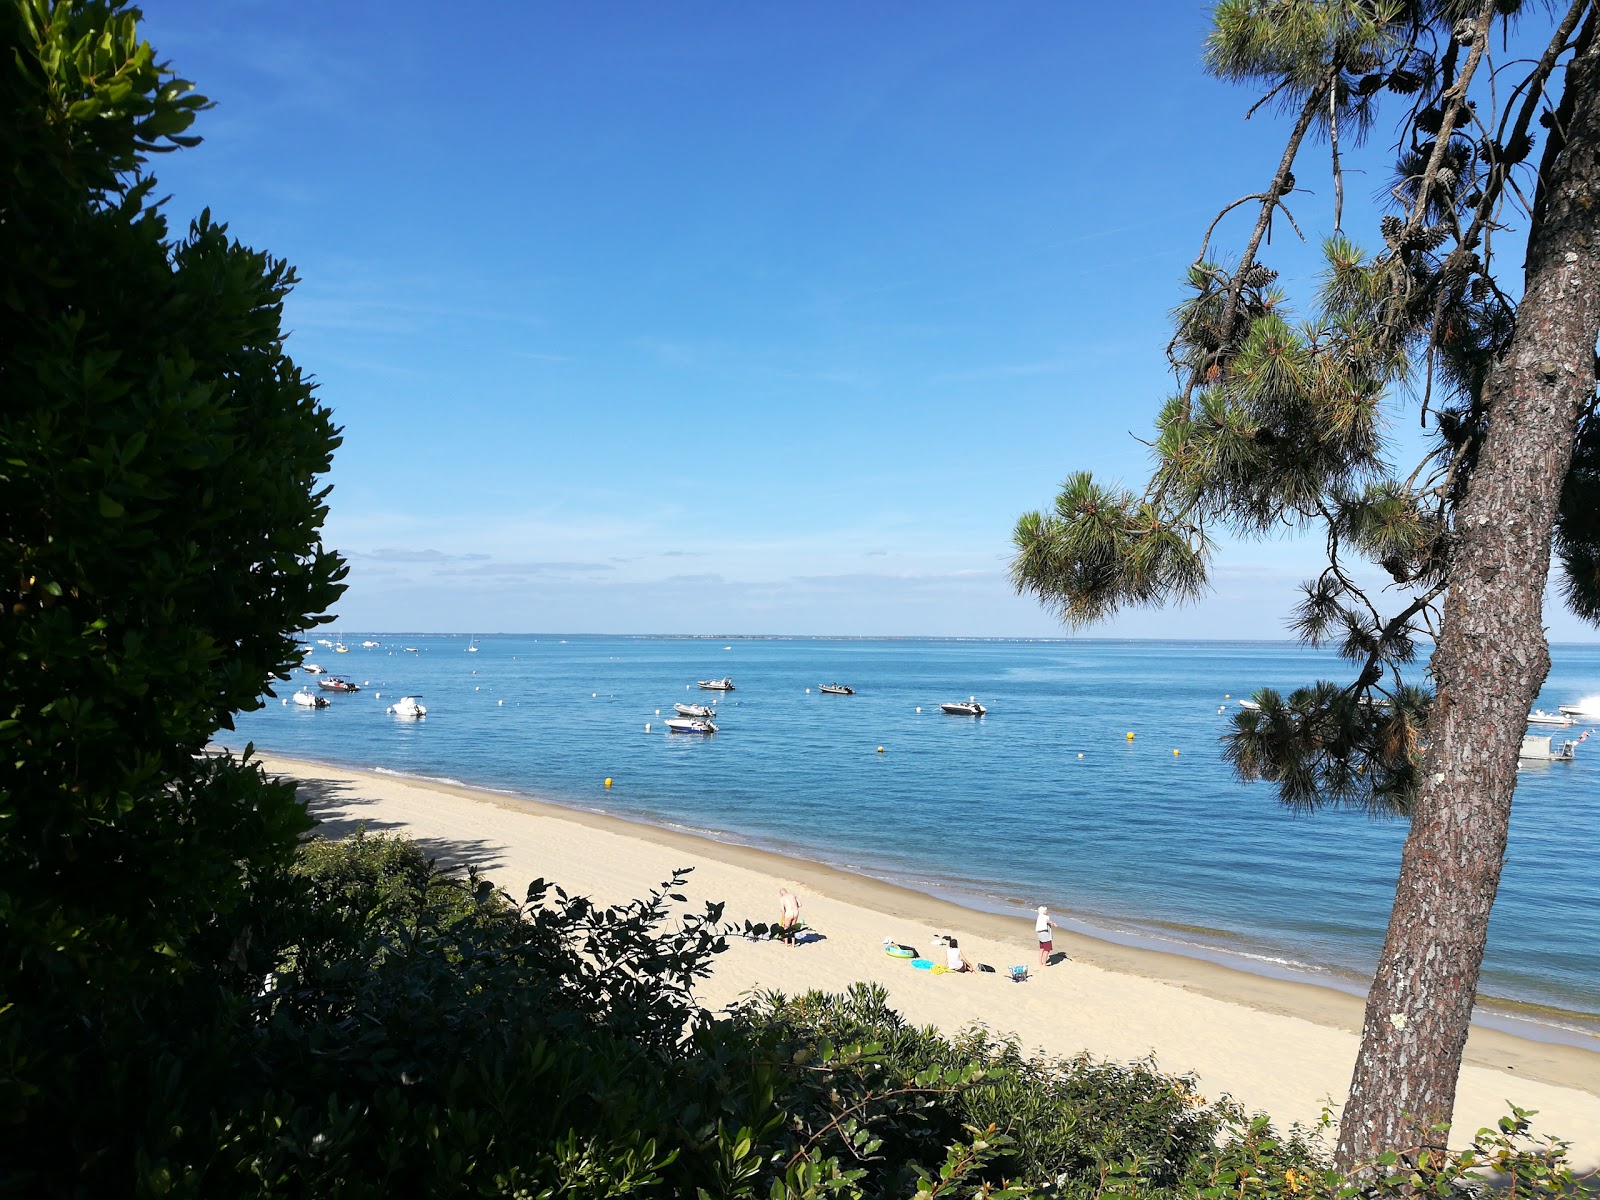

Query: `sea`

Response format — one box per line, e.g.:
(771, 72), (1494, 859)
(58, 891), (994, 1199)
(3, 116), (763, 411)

(219, 635), (1600, 1047)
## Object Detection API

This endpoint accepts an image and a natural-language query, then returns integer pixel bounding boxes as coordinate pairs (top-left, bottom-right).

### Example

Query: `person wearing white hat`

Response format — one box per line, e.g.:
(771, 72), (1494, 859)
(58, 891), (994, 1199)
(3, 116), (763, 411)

(1035, 905), (1058, 966)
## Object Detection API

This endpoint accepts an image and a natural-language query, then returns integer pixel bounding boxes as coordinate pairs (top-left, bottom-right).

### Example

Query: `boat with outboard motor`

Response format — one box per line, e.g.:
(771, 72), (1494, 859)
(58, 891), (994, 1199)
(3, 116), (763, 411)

(940, 698), (986, 717)
(819, 683), (854, 695)
(665, 717), (717, 734)
(292, 688), (330, 709)
(1528, 709), (1573, 727)
(317, 676), (361, 693)
(698, 677), (735, 691)
(386, 695), (427, 718)
(675, 702), (716, 718)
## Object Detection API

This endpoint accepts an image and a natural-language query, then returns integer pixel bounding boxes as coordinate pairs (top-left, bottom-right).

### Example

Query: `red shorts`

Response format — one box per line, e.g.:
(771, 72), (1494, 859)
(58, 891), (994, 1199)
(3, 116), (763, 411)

(1038, 938), (1052, 952)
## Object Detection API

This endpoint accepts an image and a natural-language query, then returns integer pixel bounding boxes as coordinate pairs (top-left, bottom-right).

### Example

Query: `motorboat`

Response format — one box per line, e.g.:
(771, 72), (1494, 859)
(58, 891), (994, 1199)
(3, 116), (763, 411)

(1527, 709), (1573, 727)
(292, 688), (330, 709)
(665, 717), (717, 734)
(818, 683), (854, 695)
(674, 702), (716, 718)
(1520, 734), (1577, 762)
(404, 647), (419, 653)
(1237, 699), (1261, 711)
(301, 662), (325, 675)
(940, 698), (986, 717)
(361, 640), (381, 648)
(317, 676), (361, 693)
(1558, 703), (1599, 718)
(386, 695), (427, 718)
(698, 677), (735, 691)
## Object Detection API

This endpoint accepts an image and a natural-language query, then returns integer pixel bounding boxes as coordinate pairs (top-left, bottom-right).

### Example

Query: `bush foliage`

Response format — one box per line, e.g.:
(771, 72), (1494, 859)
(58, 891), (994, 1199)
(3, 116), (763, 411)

(2, 5), (1591, 1197)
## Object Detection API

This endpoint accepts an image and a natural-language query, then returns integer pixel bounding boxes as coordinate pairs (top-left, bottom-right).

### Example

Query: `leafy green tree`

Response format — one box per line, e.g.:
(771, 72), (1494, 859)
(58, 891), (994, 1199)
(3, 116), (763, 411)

(0, 0), (344, 1171)
(1013, 0), (1600, 1169)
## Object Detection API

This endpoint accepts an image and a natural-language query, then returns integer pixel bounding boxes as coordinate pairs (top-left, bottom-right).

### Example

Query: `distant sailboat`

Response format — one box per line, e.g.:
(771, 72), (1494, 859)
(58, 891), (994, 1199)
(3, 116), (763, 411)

(466, 636), (479, 653)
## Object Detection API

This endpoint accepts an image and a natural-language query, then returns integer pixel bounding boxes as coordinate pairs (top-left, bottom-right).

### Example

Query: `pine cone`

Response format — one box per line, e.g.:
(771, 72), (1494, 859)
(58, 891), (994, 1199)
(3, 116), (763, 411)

(1453, 18), (1478, 45)
(1388, 68), (1422, 95)
(1381, 215), (1404, 245)
(1243, 264), (1278, 289)
(1416, 106), (1444, 135)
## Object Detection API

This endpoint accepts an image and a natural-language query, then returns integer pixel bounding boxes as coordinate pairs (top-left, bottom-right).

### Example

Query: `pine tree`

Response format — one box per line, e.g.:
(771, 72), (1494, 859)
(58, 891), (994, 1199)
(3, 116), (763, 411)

(1013, 0), (1600, 1169)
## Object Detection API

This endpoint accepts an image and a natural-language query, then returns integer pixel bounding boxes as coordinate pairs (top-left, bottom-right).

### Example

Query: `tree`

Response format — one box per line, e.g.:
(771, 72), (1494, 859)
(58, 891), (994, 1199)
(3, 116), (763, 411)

(0, 0), (345, 1166)
(1012, 0), (1600, 1170)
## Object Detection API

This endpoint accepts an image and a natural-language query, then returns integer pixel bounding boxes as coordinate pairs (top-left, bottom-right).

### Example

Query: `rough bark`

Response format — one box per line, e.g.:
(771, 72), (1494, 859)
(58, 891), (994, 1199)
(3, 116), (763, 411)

(1333, 39), (1600, 1170)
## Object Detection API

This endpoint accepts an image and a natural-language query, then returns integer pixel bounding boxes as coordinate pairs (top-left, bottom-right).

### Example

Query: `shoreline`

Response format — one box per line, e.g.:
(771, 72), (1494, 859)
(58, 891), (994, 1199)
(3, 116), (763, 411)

(246, 744), (1600, 1051)
(243, 747), (1600, 1163)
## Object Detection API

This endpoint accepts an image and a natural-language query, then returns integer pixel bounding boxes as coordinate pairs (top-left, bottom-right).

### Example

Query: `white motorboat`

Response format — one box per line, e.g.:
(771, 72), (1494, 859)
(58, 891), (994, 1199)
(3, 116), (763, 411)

(665, 717), (716, 734)
(1520, 734), (1577, 762)
(361, 640), (381, 648)
(317, 676), (360, 693)
(292, 688), (330, 709)
(675, 702), (716, 718)
(698, 677), (735, 691)
(818, 683), (854, 695)
(1527, 709), (1573, 727)
(1558, 702), (1600, 718)
(1237, 699), (1261, 711)
(940, 698), (986, 717)
(387, 695), (427, 718)
(301, 662), (325, 675)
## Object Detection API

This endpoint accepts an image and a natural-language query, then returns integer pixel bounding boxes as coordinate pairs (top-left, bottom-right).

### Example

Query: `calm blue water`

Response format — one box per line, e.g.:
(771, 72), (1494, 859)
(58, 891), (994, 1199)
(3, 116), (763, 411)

(222, 636), (1600, 1037)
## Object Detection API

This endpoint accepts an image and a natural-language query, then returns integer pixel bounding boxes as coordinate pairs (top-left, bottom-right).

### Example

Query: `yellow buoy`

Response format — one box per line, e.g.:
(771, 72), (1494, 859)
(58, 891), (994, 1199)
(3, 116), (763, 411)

(1126, 731), (1135, 741)
(1224, 694), (1230, 699)
(1077, 752), (1084, 759)
(1173, 749), (1180, 756)
(604, 778), (613, 789)
(877, 746), (885, 753)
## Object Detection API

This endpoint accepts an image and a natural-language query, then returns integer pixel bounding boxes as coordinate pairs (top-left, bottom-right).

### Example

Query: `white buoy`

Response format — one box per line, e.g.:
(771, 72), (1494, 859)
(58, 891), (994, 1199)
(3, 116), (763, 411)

(915, 706), (921, 713)
(645, 723), (651, 732)
(498, 699), (503, 705)
(806, 688), (810, 693)
(655, 709), (660, 715)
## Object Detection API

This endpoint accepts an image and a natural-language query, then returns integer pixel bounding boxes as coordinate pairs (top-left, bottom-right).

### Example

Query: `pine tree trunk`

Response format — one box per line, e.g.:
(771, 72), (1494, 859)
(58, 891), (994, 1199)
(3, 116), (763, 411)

(1333, 39), (1600, 1171)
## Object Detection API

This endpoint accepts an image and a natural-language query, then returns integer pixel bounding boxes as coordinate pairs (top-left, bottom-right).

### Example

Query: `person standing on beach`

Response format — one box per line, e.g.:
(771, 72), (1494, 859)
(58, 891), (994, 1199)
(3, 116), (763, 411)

(1036, 906), (1058, 966)
(778, 887), (800, 945)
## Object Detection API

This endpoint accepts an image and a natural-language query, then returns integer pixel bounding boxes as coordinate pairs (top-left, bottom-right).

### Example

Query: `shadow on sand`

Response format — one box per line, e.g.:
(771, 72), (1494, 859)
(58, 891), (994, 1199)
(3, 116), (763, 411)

(289, 772), (508, 875)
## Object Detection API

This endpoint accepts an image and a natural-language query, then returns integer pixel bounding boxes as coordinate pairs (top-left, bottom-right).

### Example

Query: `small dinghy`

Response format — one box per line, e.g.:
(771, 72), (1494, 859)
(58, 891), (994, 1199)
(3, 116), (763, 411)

(818, 683), (854, 695)
(665, 717), (717, 734)
(675, 702), (716, 718)
(697, 677), (735, 691)
(387, 695), (427, 718)
(292, 688), (330, 709)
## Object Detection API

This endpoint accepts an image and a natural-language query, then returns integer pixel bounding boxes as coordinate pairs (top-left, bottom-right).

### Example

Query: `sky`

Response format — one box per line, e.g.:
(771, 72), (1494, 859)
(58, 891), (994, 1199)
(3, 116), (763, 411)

(136, 2), (1597, 640)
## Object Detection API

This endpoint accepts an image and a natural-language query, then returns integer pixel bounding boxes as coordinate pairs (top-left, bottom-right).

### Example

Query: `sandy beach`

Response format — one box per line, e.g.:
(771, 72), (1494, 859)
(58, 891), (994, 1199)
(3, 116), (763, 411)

(260, 751), (1600, 1167)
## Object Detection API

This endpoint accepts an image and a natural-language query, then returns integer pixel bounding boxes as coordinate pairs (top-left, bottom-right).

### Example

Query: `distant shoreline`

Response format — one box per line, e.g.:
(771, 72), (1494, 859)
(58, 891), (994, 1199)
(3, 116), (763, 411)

(299, 630), (1600, 650)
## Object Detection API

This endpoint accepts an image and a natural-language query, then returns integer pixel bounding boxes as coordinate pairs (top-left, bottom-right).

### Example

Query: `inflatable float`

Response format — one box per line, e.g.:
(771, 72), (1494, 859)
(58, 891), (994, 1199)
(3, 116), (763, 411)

(884, 943), (914, 959)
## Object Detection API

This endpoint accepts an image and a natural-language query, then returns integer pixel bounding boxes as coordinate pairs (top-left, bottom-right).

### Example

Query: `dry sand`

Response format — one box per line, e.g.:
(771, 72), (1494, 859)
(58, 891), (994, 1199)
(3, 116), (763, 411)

(261, 752), (1600, 1166)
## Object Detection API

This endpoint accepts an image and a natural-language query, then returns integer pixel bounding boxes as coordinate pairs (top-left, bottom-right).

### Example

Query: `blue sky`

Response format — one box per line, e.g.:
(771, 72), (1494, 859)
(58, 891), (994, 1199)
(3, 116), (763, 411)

(138, 2), (1596, 640)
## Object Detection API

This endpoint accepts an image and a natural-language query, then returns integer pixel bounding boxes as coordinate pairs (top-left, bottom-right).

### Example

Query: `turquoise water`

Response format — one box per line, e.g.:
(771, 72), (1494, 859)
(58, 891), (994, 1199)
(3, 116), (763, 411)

(223, 636), (1600, 1037)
